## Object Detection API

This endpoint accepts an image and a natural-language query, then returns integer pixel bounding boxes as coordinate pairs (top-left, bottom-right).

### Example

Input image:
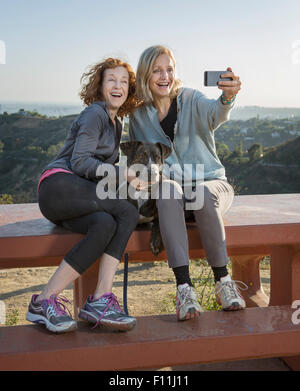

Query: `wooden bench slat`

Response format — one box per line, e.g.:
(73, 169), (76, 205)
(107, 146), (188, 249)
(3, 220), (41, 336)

(0, 306), (299, 371)
(1, 194), (300, 264)
(224, 193), (300, 225)
(1, 194), (300, 227)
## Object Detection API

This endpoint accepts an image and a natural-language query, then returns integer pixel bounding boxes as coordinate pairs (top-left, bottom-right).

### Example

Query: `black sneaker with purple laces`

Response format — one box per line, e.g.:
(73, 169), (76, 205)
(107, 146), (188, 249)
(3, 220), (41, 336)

(26, 294), (77, 333)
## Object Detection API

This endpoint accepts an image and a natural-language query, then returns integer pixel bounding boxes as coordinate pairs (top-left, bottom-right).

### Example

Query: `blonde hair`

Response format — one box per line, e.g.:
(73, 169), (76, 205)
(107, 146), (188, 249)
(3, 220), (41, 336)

(136, 45), (182, 104)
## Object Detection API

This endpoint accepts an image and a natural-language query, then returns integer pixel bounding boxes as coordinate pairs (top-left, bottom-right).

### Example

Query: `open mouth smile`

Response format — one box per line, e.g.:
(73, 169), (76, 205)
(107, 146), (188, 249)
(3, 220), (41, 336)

(156, 82), (170, 88)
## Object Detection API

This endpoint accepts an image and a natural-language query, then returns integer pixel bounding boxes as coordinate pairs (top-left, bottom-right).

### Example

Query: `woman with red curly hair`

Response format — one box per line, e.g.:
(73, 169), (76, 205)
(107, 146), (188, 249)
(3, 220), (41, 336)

(26, 58), (139, 333)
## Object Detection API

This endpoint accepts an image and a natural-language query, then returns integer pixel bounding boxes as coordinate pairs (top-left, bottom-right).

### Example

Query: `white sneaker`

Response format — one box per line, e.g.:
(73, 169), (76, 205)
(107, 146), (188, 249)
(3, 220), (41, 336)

(215, 274), (247, 311)
(176, 283), (202, 321)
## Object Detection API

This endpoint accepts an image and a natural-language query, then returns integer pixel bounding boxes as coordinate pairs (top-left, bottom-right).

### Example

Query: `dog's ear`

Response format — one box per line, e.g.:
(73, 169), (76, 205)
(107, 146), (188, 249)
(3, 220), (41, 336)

(156, 142), (172, 160)
(120, 141), (142, 156)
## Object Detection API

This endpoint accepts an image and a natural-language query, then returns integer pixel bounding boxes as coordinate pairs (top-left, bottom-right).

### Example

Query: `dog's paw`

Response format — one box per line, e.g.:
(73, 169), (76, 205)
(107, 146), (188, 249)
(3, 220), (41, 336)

(150, 231), (164, 256)
(150, 241), (161, 257)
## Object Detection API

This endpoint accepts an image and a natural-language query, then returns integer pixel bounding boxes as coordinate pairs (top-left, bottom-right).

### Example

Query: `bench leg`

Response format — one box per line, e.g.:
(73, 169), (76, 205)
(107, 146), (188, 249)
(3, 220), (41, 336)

(231, 249), (300, 369)
(269, 245), (300, 371)
(269, 245), (300, 306)
(231, 255), (269, 307)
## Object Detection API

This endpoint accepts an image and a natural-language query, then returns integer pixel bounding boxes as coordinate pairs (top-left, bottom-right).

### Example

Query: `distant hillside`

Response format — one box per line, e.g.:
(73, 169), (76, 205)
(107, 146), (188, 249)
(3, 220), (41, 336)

(230, 106), (300, 120)
(215, 116), (300, 151)
(0, 112), (77, 202)
(0, 111), (299, 203)
(226, 137), (300, 195)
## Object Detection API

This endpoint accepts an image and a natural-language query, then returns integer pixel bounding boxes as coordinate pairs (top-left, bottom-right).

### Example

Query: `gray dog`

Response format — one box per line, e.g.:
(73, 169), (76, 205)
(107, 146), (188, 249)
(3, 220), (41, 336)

(119, 141), (171, 256)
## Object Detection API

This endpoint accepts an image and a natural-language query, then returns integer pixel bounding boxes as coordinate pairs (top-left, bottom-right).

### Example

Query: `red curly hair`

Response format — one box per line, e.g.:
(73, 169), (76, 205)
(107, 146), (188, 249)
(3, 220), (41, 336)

(79, 58), (139, 117)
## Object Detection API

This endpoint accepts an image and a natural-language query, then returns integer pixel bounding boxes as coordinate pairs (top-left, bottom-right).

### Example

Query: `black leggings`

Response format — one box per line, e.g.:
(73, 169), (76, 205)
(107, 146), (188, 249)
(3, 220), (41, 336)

(38, 172), (139, 274)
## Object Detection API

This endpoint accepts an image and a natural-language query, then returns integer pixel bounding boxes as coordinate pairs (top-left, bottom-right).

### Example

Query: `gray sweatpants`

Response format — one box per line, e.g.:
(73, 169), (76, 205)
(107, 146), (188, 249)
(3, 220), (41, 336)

(156, 179), (234, 268)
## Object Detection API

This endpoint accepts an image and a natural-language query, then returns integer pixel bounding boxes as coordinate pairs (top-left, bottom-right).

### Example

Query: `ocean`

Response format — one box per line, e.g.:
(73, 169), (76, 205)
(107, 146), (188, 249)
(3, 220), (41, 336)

(0, 102), (83, 117)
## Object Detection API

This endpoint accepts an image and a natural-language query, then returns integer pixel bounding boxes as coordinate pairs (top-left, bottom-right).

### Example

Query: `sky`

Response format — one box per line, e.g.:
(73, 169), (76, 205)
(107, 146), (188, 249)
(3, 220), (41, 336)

(0, 0), (300, 107)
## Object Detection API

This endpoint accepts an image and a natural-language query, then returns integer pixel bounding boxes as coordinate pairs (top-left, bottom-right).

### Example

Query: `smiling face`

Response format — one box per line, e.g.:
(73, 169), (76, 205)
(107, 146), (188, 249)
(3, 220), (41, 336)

(149, 53), (175, 100)
(101, 66), (129, 113)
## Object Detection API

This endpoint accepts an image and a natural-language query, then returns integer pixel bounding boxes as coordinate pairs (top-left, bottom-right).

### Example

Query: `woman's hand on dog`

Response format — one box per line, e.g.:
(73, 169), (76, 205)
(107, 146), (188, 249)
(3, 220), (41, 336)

(125, 167), (150, 191)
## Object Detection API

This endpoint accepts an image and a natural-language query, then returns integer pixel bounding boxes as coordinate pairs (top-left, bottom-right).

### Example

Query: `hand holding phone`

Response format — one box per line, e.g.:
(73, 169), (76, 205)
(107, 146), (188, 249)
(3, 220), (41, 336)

(204, 71), (233, 87)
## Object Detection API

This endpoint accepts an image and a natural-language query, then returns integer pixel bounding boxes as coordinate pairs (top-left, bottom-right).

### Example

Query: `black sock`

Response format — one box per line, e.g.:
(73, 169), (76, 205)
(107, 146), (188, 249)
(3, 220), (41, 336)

(212, 265), (228, 282)
(172, 265), (193, 287)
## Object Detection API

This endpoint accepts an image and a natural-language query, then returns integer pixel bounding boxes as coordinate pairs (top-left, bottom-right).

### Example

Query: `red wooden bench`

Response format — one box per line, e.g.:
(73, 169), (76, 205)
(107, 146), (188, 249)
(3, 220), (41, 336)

(0, 193), (300, 370)
(0, 306), (299, 371)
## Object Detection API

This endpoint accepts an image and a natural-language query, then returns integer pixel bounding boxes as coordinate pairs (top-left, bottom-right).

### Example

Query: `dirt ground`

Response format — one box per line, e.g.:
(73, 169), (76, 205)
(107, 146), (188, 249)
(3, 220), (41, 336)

(0, 259), (270, 326)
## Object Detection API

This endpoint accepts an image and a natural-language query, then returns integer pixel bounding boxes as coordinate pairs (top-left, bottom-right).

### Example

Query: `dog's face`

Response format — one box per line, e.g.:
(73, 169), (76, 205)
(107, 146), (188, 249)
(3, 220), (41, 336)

(120, 141), (171, 183)
(120, 141), (171, 219)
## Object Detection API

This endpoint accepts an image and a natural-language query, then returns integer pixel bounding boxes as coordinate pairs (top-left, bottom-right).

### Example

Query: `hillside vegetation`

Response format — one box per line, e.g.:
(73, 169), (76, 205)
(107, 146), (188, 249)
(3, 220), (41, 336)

(0, 110), (299, 203)
(225, 137), (300, 194)
(0, 111), (76, 203)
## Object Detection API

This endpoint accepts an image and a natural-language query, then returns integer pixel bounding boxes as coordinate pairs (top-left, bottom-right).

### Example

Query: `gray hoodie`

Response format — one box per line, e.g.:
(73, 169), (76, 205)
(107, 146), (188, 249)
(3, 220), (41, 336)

(43, 101), (121, 180)
(129, 87), (234, 184)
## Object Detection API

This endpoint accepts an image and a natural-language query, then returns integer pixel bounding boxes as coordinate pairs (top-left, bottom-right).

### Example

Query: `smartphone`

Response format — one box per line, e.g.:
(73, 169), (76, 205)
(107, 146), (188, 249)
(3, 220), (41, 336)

(204, 71), (233, 87)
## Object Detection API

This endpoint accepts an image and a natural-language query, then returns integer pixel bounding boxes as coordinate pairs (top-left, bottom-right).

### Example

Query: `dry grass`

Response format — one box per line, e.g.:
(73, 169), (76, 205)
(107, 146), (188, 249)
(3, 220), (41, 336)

(0, 258), (270, 326)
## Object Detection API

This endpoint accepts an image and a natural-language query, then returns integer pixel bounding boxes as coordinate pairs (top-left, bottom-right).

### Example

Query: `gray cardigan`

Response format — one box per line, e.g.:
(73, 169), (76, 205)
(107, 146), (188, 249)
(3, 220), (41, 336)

(43, 101), (122, 181)
(129, 88), (234, 184)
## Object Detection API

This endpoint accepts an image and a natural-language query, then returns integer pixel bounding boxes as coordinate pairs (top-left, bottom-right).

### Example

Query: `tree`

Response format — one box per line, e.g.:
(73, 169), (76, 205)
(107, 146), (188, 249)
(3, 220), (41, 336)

(46, 141), (64, 157)
(248, 143), (263, 162)
(0, 194), (13, 204)
(234, 140), (243, 158)
(216, 142), (230, 161)
(227, 140), (243, 163)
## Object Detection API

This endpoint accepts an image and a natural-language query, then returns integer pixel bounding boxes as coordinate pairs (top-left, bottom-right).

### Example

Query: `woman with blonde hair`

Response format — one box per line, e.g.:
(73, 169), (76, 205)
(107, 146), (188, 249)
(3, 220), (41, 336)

(26, 58), (139, 333)
(129, 45), (246, 321)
